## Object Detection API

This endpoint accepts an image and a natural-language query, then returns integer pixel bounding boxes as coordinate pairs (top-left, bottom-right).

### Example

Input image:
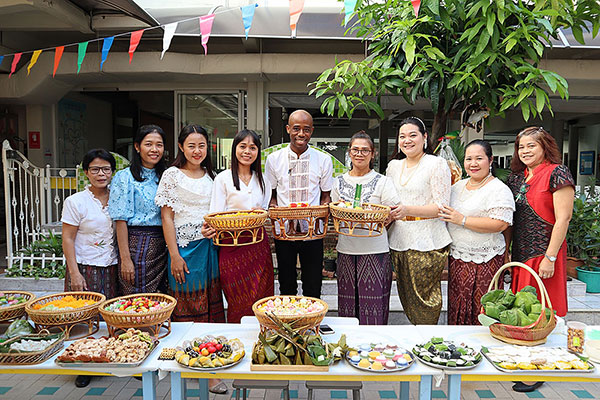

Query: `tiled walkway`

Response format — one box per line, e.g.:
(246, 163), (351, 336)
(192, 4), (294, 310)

(0, 376), (598, 400)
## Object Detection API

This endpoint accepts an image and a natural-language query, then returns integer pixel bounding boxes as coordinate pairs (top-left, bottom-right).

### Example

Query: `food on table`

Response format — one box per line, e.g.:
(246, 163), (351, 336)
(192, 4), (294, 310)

(481, 285), (555, 327)
(256, 296), (325, 316)
(346, 343), (413, 372)
(482, 345), (593, 371)
(0, 292), (28, 308)
(104, 296), (169, 313)
(9, 337), (59, 352)
(57, 328), (154, 363)
(158, 347), (177, 361)
(413, 337), (482, 368)
(4, 319), (35, 338)
(289, 203), (309, 208)
(218, 211), (263, 217)
(32, 295), (97, 311)
(175, 335), (244, 369)
(567, 321), (586, 354)
(335, 201), (379, 211)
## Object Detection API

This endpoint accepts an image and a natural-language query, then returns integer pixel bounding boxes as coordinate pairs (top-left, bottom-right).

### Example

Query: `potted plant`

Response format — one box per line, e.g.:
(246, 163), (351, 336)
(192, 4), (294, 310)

(322, 249), (337, 279)
(567, 192), (600, 291)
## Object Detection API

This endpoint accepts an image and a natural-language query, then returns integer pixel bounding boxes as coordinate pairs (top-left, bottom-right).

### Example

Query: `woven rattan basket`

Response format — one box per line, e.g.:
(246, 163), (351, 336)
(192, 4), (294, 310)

(0, 291), (35, 322)
(204, 209), (268, 246)
(252, 296), (328, 333)
(26, 292), (105, 340)
(329, 202), (391, 237)
(268, 205), (329, 240)
(99, 293), (177, 339)
(481, 262), (556, 346)
(0, 330), (65, 365)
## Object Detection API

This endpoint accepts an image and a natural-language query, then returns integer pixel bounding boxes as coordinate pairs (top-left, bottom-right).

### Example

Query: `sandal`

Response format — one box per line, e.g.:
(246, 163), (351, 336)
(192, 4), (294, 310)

(512, 382), (543, 392)
(209, 381), (228, 394)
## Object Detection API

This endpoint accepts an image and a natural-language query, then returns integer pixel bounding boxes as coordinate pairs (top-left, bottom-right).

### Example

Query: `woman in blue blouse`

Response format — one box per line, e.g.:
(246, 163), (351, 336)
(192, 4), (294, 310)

(108, 125), (168, 294)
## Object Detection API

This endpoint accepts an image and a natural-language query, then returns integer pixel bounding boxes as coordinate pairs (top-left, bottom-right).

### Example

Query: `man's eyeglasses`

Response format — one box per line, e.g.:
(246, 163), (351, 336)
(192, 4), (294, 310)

(349, 148), (372, 156)
(88, 167), (113, 175)
(291, 126), (313, 134)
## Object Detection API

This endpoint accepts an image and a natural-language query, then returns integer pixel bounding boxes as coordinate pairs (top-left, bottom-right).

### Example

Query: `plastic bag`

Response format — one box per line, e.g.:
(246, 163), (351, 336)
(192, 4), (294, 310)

(5, 318), (35, 338)
(438, 139), (462, 184)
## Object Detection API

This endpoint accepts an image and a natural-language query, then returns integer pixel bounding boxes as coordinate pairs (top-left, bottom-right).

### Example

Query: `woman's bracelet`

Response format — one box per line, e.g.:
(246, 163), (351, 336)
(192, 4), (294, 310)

(461, 215), (467, 227)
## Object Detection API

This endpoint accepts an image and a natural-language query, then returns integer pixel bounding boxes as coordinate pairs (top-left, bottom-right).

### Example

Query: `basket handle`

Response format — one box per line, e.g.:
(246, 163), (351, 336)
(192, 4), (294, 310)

(486, 261), (553, 319)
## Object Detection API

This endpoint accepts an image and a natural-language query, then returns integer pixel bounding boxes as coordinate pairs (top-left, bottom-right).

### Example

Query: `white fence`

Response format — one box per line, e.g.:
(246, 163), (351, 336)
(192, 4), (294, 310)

(2, 140), (77, 275)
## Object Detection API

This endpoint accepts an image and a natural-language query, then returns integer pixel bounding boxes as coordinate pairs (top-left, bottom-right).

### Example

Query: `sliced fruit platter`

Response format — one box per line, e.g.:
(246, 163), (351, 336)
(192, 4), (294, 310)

(482, 345), (595, 373)
(412, 337), (482, 370)
(55, 328), (157, 367)
(175, 335), (244, 370)
(346, 343), (414, 373)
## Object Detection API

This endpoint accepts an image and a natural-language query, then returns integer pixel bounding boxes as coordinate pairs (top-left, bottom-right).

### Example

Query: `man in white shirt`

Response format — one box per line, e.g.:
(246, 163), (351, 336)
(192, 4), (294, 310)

(265, 109), (334, 298)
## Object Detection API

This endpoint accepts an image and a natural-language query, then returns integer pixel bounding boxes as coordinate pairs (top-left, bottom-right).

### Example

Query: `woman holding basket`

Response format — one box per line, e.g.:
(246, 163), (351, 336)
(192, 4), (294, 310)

(331, 131), (399, 325)
(209, 129), (274, 323)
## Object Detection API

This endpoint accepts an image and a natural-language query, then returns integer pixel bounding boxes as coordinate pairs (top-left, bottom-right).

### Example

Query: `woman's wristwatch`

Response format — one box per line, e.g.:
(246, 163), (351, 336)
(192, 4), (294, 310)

(544, 253), (557, 262)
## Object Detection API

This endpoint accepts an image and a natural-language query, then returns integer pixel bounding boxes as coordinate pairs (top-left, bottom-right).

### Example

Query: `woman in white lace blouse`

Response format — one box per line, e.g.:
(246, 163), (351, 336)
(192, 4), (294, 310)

(387, 117), (452, 325)
(439, 139), (515, 325)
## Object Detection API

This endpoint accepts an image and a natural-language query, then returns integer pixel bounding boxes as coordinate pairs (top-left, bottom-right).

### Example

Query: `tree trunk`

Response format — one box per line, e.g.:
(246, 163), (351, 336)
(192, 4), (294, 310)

(430, 109), (449, 145)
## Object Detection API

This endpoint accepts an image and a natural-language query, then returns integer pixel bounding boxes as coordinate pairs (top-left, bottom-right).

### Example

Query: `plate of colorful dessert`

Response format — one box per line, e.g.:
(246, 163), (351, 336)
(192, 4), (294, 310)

(175, 335), (245, 370)
(412, 337), (482, 370)
(345, 343), (414, 372)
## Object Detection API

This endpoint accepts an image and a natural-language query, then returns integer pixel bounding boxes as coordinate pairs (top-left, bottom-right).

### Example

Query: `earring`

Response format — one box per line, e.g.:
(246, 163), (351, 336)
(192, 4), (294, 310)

(424, 141), (428, 150)
(489, 164), (493, 173)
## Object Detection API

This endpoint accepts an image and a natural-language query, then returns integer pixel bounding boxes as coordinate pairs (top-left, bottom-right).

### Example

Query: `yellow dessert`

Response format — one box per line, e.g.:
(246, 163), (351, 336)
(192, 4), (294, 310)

(371, 361), (383, 371)
(368, 351), (380, 359)
(555, 361), (572, 370)
(402, 353), (412, 361)
(516, 362), (537, 370)
(348, 351), (359, 358)
(570, 360), (589, 370)
(358, 359), (371, 368)
(499, 362), (517, 370)
(538, 363), (556, 370)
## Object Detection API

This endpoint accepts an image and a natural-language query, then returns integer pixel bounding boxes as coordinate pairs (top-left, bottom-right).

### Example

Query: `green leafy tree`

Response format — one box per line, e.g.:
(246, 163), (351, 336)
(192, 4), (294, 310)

(311, 0), (600, 140)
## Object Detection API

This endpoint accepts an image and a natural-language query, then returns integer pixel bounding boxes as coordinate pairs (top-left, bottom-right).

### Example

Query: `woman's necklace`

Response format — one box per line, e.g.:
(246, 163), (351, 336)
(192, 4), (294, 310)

(459, 174), (492, 202)
(398, 154), (425, 186)
(466, 173), (492, 189)
(239, 173), (252, 186)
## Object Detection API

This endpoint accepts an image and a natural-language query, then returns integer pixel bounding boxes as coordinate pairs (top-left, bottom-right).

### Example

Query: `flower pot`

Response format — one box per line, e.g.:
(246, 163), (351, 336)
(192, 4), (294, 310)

(576, 266), (600, 293)
(567, 257), (584, 279)
(323, 258), (336, 272)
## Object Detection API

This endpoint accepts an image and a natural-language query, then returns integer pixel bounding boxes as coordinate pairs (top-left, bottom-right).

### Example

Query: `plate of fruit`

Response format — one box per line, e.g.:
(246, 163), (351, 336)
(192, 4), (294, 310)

(175, 335), (245, 370)
(412, 337), (482, 370)
(346, 343), (414, 372)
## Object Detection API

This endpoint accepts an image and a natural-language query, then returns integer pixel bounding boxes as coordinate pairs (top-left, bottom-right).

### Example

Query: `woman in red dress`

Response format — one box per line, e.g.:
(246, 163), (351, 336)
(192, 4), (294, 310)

(507, 127), (575, 393)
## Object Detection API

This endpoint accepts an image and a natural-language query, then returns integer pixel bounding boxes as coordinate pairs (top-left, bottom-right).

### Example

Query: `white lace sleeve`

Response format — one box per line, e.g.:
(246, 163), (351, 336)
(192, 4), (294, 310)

(154, 168), (183, 213)
(488, 207), (514, 224)
(430, 157), (451, 207)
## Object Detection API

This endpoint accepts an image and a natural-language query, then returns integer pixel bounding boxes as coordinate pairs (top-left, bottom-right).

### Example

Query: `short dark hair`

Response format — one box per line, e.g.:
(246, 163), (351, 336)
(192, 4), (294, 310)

(82, 149), (116, 171)
(348, 130), (376, 170)
(231, 129), (265, 193)
(172, 124), (216, 179)
(465, 139), (496, 177)
(130, 124), (167, 182)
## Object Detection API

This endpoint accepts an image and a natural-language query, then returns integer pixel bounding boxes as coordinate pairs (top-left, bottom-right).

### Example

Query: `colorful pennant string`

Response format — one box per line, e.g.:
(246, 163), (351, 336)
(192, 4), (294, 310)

(10, 53), (22, 78)
(101, 36), (114, 70)
(289, 0), (305, 37)
(129, 30), (144, 63)
(77, 42), (88, 74)
(200, 14), (216, 55)
(411, 0), (421, 17)
(161, 23), (178, 59)
(344, 0), (357, 26)
(53, 47), (64, 77)
(27, 50), (42, 75)
(241, 4), (258, 39)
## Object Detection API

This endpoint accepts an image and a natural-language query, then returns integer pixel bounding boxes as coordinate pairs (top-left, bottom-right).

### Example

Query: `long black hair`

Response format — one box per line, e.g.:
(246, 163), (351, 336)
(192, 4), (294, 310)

(231, 129), (265, 193)
(465, 139), (496, 177)
(348, 130), (375, 170)
(172, 124), (216, 179)
(391, 116), (434, 160)
(130, 124), (166, 182)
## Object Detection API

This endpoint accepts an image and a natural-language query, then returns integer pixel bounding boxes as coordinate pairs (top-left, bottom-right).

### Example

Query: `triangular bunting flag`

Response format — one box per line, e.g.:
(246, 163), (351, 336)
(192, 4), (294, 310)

(9, 53), (22, 78)
(240, 4), (258, 40)
(129, 30), (144, 63)
(199, 14), (216, 55)
(411, 0), (421, 17)
(53, 46), (64, 77)
(289, 0), (305, 37)
(344, 0), (357, 26)
(77, 42), (88, 74)
(161, 22), (178, 59)
(101, 36), (114, 70)
(27, 50), (42, 75)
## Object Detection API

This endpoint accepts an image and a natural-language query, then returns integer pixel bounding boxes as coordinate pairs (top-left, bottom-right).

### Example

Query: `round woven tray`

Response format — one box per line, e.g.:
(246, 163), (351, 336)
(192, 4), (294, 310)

(481, 262), (556, 346)
(329, 202), (391, 237)
(204, 209), (268, 247)
(99, 293), (177, 339)
(0, 330), (65, 365)
(26, 292), (105, 340)
(268, 205), (329, 241)
(252, 295), (328, 333)
(0, 291), (36, 322)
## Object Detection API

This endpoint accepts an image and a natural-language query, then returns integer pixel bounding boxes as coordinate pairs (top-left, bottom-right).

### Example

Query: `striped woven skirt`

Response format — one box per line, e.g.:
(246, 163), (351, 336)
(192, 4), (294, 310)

(118, 226), (168, 295)
(64, 264), (119, 299)
(168, 238), (225, 323)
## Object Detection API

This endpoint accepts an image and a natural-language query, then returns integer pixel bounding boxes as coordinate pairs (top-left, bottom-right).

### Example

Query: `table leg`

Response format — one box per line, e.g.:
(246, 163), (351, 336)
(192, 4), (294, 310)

(418, 375), (432, 400)
(447, 375), (461, 400)
(198, 378), (209, 400)
(399, 381), (410, 400)
(142, 371), (157, 400)
(171, 372), (186, 400)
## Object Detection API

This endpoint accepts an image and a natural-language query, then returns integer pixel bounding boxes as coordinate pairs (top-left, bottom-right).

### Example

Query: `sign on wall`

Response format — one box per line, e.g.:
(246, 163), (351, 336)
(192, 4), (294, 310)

(28, 131), (40, 149)
(580, 150), (595, 175)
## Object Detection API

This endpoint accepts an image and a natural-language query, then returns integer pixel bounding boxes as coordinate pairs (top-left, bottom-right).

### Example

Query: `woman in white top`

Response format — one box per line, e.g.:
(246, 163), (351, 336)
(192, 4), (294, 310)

(209, 129), (274, 323)
(439, 140), (515, 325)
(331, 132), (399, 325)
(387, 117), (452, 325)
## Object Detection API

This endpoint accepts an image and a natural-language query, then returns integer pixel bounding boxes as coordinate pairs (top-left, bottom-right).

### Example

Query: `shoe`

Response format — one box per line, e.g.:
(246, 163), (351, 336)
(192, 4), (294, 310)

(75, 375), (92, 388)
(512, 382), (543, 392)
(209, 381), (228, 394)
